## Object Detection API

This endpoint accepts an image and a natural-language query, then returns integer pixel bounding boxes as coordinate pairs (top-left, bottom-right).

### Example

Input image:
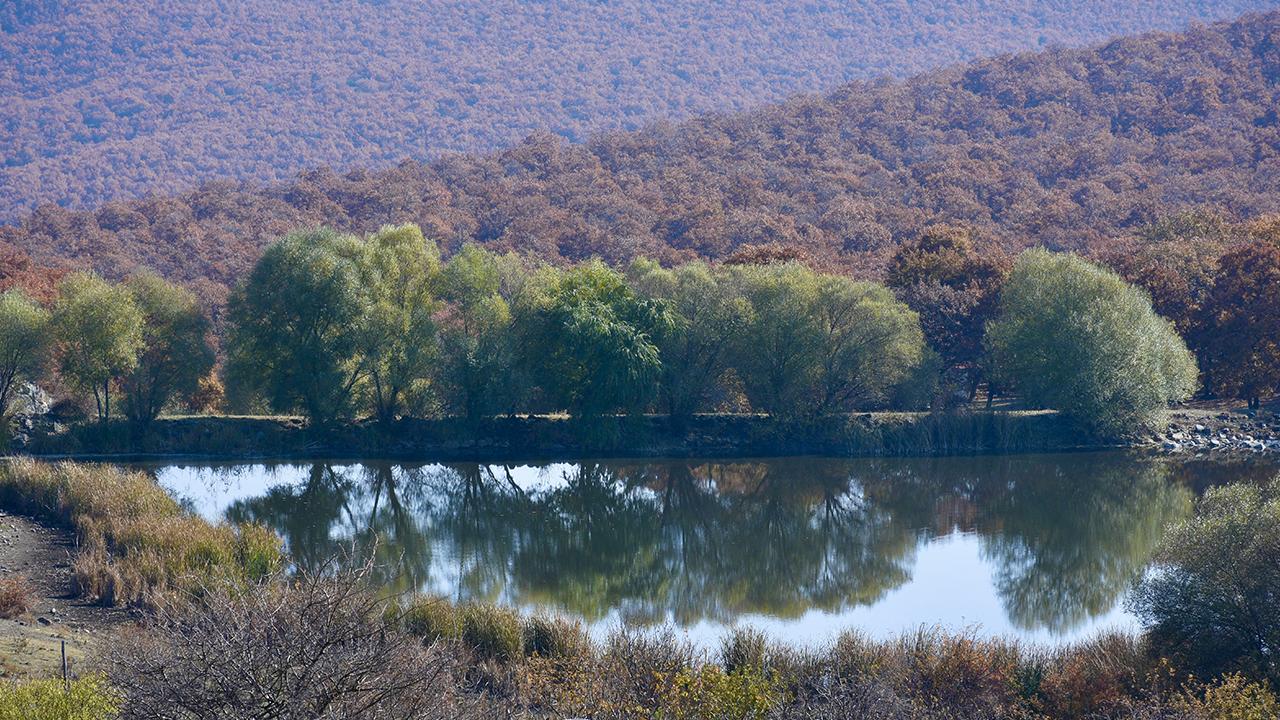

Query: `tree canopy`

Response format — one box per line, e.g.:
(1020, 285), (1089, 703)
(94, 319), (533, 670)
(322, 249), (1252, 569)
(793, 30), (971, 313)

(986, 249), (1197, 437)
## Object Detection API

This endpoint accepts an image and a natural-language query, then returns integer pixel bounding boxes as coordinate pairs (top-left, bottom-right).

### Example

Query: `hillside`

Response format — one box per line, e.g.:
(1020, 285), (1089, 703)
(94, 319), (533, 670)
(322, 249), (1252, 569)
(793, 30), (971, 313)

(2, 1), (1277, 222)
(4, 10), (1280, 310)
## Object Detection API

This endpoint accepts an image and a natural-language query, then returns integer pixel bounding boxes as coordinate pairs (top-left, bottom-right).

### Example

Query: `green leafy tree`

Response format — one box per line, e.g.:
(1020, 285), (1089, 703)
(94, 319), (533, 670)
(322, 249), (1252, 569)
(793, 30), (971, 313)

(730, 263), (923, 417)
(354, 224), (440, 423)
(811, 275), (924, 413)
(519, 260), (672, 417)
(435, 244), (518, 421)
(51, 272), (144, 422)
(121, 272), (215, 425)
(627, 259), (746, 423)
(0, 290), (50, 418)
(728, 263), (823, 416)
(1128, 482), (1280, 688)
(986, 249), (1198, 437)
(225, 228), (365, 423)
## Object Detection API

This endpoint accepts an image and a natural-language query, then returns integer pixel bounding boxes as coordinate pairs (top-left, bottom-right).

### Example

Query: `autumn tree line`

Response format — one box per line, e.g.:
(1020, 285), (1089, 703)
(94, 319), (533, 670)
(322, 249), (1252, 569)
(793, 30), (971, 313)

(18, 211), (1280, 439)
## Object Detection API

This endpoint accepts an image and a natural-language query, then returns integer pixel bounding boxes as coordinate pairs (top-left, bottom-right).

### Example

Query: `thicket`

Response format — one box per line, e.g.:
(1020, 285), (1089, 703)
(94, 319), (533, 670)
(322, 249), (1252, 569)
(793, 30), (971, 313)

(79, 566), (1280, 719)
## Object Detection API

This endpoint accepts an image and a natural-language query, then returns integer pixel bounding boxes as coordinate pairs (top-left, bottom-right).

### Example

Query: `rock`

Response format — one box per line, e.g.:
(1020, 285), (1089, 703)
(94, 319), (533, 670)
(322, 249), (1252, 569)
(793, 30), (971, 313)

(36, 617), (51, 626)
(1195, 424), (1208, 433)
(1162, 441), (1180, 451)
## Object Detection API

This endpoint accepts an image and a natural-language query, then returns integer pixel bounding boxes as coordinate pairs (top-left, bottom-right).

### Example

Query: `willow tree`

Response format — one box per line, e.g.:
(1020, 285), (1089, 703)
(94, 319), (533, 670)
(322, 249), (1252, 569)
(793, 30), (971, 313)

(0, 290), (50, 418)
(729, 263), (924, 417)
(226, 228), (365, 424)
(52, 272), (145, 422)
(354, 224), (440, 423)
(121, 272), (215, 425)
(519, 260), (672, 418)
(435, 244), (518, 421)
(986, 249), (1198, 437)
(627, 259), (746, 423)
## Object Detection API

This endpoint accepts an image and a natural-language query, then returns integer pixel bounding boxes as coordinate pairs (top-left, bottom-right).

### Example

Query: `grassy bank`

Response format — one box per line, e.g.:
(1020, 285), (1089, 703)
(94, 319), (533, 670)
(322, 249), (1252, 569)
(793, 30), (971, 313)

(19, 410), (1088, 461)
(0, 459), (281, 607)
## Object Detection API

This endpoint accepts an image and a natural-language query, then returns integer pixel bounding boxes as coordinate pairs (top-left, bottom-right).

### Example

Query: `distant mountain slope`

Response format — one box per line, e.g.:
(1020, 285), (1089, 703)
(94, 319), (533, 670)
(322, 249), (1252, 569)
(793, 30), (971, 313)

(1, 1), (1276, 221)
(4, 9), (1280, 311)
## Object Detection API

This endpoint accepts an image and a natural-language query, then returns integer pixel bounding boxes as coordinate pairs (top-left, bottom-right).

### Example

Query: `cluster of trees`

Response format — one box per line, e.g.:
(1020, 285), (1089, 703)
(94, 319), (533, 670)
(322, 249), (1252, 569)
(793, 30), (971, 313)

(224, 225), (927, 426)
(0, 271), (213, 425)
(4, 214), (1258, 439)
(1104, 211), (1280, 408)
(4, 2), (1270, 222)
(6, 10), (1280, 313)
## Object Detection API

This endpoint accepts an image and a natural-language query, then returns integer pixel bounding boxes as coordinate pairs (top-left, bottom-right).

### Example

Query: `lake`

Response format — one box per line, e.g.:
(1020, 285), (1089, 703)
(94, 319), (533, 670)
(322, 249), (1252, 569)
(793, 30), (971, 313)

(135, 452), (1277, 650)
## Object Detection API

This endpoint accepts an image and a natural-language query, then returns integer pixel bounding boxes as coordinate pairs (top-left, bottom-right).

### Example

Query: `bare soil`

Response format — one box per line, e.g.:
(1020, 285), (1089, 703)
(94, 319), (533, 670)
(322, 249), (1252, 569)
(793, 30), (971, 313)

(0, 510), (129, 679)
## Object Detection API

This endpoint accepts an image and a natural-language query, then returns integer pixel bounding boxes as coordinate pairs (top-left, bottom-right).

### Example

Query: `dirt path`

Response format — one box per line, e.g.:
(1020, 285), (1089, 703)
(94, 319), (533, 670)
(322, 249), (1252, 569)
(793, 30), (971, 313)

(0, 510), (129, 679)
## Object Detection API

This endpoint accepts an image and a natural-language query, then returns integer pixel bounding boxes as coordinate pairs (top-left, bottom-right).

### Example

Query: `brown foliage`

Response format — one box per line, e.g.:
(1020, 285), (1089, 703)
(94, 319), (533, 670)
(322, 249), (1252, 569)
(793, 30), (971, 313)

(1201, 237), (1280, 406)
(6, 11), (1280, 313)
(0, 575), (34, 619)
(3, 2), (1275, 222)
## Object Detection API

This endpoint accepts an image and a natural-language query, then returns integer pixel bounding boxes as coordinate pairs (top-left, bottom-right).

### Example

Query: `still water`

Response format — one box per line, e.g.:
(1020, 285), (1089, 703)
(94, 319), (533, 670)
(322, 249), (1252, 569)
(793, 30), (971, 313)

(136, 452), (1276, 649)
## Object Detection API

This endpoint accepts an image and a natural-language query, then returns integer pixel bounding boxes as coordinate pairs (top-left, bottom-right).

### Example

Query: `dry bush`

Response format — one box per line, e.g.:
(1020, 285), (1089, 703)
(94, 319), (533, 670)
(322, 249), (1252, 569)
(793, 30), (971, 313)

(0, 576), (33, 619)
(105, 563), (479, 720)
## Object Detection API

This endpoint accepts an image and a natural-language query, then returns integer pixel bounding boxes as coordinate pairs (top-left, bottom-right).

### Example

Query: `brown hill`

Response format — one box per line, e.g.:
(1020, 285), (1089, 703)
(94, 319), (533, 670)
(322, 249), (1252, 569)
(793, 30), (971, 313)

(4, 9), (1280, 311)
(2, 1), (1276, 222)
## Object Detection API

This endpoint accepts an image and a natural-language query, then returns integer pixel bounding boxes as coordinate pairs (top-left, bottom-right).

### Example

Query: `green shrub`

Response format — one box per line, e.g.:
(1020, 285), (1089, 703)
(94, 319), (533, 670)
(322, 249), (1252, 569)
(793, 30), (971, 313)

(460, 603), (523, 663)
(0, 676), (119, 720)
(1128, 482), (1280, 688)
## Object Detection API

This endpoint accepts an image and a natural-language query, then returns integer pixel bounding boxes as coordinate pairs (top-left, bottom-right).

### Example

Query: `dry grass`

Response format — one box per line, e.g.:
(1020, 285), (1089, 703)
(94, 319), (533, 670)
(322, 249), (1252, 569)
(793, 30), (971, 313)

(0, 459), (283, 607)
(0, 577), (33, 620)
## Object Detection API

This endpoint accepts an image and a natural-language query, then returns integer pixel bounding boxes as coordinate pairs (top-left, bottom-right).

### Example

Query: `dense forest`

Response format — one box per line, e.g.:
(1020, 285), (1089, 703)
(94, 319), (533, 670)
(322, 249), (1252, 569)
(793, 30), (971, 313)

(5, 10), (1280, 313)
(2, 1), (1277, 222)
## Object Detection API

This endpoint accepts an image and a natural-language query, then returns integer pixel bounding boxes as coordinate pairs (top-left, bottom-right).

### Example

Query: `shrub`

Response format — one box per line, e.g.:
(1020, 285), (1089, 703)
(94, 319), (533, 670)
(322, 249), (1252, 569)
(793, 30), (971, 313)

(0, 676), (119, 720)
(459, 603), (523, 663)
(1177, 674), (1280, 720)
(0, 576), (33, 619)
(401, 595), (460, 643)
(523, 614), (590, 661)
(1128, 482), (1280, 688)
(105, 566), (471, 719)
(987, 249), (1197, 437)
(654, 664), (784, 720)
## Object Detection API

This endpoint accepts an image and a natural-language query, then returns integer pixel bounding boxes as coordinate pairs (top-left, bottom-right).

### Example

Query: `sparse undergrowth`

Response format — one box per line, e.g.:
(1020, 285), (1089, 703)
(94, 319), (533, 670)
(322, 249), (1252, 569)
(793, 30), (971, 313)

(0, 577), (33, 620)
(0, 459), (282, 607)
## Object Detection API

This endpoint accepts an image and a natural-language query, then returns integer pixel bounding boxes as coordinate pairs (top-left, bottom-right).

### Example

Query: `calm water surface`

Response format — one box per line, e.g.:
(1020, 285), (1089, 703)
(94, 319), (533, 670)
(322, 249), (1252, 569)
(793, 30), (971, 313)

(135, 452), (1277, 649)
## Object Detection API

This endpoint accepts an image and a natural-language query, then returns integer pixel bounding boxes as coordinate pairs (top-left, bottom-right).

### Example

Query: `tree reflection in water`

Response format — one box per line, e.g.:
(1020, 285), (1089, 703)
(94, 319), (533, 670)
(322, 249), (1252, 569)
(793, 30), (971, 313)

(208, 453), (1209, 636)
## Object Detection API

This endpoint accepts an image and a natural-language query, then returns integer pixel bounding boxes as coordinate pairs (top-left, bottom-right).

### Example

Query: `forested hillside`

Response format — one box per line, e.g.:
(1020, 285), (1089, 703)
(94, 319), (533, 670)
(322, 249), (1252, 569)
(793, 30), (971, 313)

(5, 10), (1280, 310)
(2, 1), (1275, 221)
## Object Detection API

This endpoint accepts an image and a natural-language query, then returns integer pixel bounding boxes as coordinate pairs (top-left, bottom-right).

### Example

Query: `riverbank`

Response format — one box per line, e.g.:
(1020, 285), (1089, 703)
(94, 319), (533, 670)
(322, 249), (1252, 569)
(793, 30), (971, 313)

(1145, 407), (1280, 454)
(14, 410), (1098, 461)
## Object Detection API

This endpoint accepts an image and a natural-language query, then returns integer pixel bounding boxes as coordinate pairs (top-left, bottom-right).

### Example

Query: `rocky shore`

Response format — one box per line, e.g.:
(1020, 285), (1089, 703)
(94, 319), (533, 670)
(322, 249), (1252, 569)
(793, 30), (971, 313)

(1150, 409), (1280, 454)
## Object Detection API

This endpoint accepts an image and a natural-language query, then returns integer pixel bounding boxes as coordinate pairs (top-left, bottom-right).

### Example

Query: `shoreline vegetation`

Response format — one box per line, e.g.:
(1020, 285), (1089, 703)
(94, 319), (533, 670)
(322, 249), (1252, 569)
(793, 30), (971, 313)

(19, 410), (1088, 461)
(0, 459), (1278, 717)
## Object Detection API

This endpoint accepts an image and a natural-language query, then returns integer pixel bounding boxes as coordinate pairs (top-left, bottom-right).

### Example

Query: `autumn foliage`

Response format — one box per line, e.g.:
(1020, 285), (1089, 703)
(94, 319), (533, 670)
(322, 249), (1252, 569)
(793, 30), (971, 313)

(6, 10), (1280, 318)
